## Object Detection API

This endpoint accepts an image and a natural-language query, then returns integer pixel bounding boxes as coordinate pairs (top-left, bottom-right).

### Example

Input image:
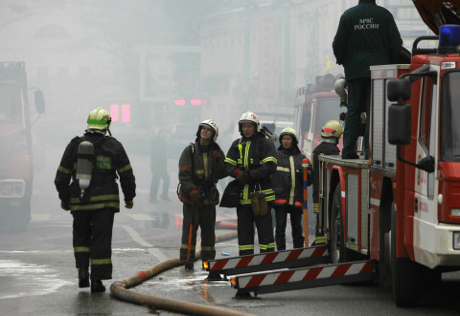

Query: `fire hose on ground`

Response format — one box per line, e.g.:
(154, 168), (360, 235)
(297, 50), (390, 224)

(110, 230), (254, 316)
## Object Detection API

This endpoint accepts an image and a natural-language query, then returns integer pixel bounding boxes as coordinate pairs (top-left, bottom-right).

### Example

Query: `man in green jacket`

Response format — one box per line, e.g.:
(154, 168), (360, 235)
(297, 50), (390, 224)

(333, 0), (403, 159)
(178, 119), (226, 271)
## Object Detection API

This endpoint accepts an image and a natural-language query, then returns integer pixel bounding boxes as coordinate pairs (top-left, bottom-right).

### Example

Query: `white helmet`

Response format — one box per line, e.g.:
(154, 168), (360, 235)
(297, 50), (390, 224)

(87, 107), (111, 130)
(238, 111), (260, 134)
(279, 127), (298, 144)
(197, 119), (219, 142)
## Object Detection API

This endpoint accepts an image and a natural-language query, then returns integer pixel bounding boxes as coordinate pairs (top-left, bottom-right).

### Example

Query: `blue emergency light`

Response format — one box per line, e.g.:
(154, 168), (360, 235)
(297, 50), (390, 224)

(438, 25), (460, 54)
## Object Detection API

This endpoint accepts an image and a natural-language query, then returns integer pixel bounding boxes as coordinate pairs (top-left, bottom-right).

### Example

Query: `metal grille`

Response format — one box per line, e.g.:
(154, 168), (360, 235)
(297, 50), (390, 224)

(346, 174), (359, 250)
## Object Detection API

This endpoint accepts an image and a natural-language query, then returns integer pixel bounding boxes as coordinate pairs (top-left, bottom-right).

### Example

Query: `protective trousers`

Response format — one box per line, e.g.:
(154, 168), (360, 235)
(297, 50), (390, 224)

(237, 204), (275, 256)
(274, 205), (304, 250)
(72, 208), (115, 280)
(342, 78), (371, 158)
(180, 203), (216, 263)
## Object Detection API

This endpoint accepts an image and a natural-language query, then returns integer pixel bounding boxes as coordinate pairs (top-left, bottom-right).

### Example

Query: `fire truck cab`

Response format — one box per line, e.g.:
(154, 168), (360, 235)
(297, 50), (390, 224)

(0, 62), (45, 232)
(293, 74), (345, 158)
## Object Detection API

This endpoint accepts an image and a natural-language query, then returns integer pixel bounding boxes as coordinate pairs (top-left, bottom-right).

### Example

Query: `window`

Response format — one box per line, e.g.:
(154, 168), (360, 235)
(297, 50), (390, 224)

(441, 70), (460, 162)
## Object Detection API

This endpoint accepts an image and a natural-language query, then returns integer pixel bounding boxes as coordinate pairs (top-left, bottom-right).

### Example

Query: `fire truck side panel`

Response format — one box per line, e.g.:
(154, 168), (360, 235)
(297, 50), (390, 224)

(320, 156), (369, 257)
(370, 65), (413, 260)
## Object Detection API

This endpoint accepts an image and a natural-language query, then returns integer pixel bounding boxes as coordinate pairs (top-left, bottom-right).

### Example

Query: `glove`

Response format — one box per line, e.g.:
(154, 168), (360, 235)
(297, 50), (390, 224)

(61, 200), (70, 211)
(125, 200), (134, 209)
(233, 168), (248, 185)
(211, 151), (221, 160)
(190, 189), (202, 201)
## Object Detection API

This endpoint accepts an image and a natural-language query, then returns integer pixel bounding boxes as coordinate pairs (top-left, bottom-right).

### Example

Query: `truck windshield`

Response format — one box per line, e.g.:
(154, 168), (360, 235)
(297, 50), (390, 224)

(0, 86), (20, 121)
(441, 70), (460, 162)
(316, 97), (343, 134)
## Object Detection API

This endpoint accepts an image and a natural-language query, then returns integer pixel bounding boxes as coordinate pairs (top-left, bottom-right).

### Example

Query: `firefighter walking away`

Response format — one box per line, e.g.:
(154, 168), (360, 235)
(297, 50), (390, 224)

(54, 107), (136, 293)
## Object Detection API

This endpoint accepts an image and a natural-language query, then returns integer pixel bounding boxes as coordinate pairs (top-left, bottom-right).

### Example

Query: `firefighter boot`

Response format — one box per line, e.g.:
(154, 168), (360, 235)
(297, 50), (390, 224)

(184, 261), (194, 271)
(91, 280), (106, 293)
(78, 268), (89, 288)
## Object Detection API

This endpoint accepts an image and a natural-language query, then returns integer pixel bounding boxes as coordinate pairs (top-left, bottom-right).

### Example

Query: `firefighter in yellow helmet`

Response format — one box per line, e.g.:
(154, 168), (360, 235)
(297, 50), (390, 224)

(311, 120), (344, 245)
(54, 107), (136, 292)
(178, 119), (226, 273)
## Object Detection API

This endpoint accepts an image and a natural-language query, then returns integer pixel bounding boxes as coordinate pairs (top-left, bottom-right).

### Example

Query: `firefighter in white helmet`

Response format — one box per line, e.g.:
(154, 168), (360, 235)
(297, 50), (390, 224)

(311, 120), (344, 245)
(178, 119), (226, 273)
(54, 107), (136, 292)
(224, 111), (277, 259)
(271, 127), (311, 250)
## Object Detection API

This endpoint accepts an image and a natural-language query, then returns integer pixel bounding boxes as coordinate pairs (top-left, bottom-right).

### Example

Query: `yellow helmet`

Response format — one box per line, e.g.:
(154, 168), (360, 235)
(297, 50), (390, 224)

(87, 107), (111, 130)
(321, 120), (344, 138)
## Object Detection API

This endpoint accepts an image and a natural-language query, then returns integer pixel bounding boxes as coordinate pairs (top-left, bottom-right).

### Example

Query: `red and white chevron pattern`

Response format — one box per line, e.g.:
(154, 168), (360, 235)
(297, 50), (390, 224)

(235, 261), (373, 289)
(210, 246), (328, 271)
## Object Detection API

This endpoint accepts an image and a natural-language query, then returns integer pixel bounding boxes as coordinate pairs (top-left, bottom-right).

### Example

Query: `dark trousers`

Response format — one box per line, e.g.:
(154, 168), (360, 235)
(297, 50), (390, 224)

(150, 169), (170, 201)
(237, 204), (275, 256)
(72, 208), (115, 280)
(274, 205), (304, 250)
(343, 78), (371, 158)
(180, 203), (216, 262)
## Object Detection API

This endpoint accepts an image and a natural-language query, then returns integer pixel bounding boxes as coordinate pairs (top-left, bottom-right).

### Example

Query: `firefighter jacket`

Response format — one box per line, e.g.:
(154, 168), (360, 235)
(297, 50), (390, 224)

(311, 141), (340, 211)
(224, 132), (277, 205)
(54, 132), (136, 212)
(332, 0), (403, 80)
(271, 146), (309, 209)
(178, 141), (226, 205)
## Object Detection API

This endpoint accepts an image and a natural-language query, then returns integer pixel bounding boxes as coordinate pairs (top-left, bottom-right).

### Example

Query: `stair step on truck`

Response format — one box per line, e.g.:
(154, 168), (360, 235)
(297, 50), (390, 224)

(204, 245), (330, 278)
(231, 260), (376, 298)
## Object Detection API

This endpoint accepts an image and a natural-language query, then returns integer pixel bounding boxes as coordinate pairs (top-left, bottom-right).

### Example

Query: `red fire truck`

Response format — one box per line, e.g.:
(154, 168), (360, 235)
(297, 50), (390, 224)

(0, 62), (45, 232)
(293, 74), (345, 158)
(204, 2), (460, 307)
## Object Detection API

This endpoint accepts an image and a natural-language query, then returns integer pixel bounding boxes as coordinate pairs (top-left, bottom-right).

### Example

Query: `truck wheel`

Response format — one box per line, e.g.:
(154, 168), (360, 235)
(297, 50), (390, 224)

(330, 185), (347, 263)
(9, 197), (31, 233)
(390, 201), (421, 307)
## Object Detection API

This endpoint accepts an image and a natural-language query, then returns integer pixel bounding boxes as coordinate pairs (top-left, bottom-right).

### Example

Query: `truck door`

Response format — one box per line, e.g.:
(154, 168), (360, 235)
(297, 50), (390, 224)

(413, 65), (439, 266)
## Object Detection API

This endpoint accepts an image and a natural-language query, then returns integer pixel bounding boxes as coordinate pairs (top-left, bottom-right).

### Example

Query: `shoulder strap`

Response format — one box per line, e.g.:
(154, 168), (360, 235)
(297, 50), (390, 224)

(71, 136), (83, 144)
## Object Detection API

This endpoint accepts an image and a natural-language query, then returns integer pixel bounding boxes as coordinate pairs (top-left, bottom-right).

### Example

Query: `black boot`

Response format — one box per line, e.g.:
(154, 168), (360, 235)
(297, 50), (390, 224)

(78, 268), (89, 288)
(184, 261), (194, 271)
(91, 280), (106, 293)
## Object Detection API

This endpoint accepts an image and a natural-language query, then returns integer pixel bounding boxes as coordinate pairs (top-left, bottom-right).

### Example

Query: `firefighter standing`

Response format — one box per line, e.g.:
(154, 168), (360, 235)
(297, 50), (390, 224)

(224, 111), (277, 256)
(272, 128), (310, 250)
(332, 0), (402, 159)
(178, 119), (226, 271)
(311, 120), (343, 245)
(54, 107), (136, 293)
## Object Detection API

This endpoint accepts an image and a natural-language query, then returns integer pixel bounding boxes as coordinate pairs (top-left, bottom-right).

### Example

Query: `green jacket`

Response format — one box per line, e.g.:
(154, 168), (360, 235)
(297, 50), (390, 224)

(178, 141), (226, 205)
(332, 0), (403, 80)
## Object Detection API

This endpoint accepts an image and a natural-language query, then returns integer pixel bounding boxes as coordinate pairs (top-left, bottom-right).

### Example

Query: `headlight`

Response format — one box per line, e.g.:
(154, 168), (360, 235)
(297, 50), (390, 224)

(451, 209), (460, 217)
(0, 180), (25, 197)
(453, 232), (460, 250)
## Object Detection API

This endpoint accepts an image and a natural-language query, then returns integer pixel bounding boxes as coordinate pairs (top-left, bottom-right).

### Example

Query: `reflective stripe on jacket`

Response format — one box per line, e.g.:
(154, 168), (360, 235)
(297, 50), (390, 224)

(271, 146), (307, 209)
(224, 133), (277, 205)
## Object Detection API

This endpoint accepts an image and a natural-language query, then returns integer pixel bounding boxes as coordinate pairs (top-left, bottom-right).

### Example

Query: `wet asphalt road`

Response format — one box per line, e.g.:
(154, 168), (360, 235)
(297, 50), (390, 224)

(1, 146), (460, 315)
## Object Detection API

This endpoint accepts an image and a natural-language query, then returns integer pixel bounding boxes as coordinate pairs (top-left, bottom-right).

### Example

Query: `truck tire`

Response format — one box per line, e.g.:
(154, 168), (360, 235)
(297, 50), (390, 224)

(330, 185), (347, 263)
(10, 197), (31, 233)
(390, 201), (421, 307)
